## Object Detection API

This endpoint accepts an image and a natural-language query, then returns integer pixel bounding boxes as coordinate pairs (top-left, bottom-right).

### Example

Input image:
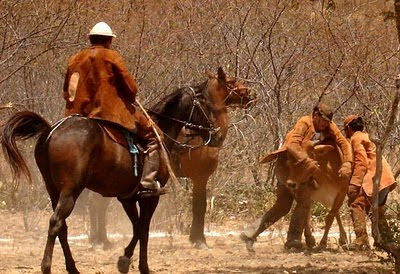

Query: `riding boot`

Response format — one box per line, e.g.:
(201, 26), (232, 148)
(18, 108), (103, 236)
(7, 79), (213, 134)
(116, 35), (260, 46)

(139, 138), (164, 197)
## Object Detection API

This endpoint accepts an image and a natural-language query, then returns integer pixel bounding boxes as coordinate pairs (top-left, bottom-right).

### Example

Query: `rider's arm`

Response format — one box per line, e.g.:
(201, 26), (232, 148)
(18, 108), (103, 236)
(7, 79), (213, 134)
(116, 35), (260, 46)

(110, 51), (138, 102)
(63, 64), (71, 102)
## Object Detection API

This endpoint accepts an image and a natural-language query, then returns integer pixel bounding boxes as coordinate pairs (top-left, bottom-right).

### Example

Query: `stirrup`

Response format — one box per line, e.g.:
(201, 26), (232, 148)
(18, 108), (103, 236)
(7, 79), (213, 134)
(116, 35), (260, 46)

(138, 181), (167, 198)
(138, 187), (167, 198)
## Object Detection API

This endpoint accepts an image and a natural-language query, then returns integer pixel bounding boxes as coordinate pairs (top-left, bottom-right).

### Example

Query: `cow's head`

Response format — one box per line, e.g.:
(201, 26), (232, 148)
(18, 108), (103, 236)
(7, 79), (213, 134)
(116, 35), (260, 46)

(260, 141), (335, 191)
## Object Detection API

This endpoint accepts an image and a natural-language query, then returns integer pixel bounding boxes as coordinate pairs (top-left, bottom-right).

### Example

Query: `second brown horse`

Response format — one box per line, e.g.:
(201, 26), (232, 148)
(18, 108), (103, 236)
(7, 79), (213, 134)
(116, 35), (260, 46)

(86, 68), (256, 250)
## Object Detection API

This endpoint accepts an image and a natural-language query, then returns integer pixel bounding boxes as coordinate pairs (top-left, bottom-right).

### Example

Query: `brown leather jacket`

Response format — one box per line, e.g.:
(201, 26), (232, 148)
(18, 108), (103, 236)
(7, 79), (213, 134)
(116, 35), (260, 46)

(284, 116), (353, 164)
(350, 131), (396, 196)
(63, 45), (138, 131)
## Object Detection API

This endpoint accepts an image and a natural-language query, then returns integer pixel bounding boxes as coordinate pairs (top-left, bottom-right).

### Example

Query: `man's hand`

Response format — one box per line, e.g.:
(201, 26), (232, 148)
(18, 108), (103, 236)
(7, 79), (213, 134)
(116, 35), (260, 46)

(347, 184), (362, 205)
(339, 161), (352, 179)
(302, 157), (320, 173)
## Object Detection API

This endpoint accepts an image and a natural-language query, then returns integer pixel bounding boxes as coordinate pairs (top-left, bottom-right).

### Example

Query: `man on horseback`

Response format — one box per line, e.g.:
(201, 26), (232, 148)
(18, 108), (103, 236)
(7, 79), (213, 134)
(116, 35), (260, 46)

(241, 103), (353, 250)
(63, 22), (163, 196)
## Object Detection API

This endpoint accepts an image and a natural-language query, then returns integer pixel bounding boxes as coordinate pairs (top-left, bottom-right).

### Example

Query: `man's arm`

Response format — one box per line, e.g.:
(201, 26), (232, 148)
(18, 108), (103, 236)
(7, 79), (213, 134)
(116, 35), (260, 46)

(350, 137), (368, 185)
(111, 51), (138, 102)
(285, 117), (310, 161)
(331, 122), (353, 163)
(63, 65), (71, 102)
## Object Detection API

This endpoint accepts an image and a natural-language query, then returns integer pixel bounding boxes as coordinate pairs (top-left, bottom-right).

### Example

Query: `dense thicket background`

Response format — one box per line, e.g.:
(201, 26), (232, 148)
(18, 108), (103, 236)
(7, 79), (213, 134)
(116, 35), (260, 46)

(0, 0), (399, 244)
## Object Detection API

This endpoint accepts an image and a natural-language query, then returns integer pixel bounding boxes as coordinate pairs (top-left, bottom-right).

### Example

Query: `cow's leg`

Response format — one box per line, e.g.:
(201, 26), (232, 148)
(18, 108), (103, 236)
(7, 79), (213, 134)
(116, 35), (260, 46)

(42, 189), (79, 274)
(189, 177), (209, 249)
(241, 182), (294, 252)
(319, 189), (347, 248)
(335, 214), (347, 246)
(304, 208), (316, 248)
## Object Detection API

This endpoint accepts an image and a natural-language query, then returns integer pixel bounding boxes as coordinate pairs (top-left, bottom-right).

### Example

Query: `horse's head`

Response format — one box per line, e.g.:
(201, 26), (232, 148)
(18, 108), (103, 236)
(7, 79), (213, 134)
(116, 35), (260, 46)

(150, 84), (221, 146)
(261, 141), (338, 192)
(207, 67), (257, 109)
(179, 87), (221, 143)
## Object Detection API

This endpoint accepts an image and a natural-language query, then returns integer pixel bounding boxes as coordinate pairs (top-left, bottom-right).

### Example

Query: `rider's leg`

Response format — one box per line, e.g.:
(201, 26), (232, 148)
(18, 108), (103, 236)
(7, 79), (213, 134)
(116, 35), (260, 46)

(135, 110), (164, 195)
(140, 137), (161, 191)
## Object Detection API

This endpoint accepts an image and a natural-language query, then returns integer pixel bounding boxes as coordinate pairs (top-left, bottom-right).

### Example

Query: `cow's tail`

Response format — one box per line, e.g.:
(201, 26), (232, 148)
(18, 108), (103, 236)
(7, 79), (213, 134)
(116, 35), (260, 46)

(1, 111), (51, 183)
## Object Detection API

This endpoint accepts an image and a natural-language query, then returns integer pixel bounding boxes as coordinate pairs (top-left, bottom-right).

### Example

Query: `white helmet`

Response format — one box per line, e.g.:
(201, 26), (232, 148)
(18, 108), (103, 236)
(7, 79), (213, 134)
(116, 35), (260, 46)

(89, 22), (116, 37)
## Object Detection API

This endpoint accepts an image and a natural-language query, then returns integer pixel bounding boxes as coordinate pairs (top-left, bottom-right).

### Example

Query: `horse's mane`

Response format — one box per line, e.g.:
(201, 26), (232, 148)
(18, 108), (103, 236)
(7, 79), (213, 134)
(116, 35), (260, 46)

(150, 81), (208, 117)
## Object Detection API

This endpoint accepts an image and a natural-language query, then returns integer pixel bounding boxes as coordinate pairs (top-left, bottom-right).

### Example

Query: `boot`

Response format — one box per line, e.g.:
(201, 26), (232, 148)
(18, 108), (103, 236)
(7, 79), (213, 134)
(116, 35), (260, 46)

(138, 139), (165, 197)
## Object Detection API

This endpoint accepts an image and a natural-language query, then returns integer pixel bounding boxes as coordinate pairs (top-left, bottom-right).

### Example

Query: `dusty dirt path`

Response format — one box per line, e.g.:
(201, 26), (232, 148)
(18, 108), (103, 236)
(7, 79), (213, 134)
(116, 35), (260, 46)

(0, 210), (395, 274)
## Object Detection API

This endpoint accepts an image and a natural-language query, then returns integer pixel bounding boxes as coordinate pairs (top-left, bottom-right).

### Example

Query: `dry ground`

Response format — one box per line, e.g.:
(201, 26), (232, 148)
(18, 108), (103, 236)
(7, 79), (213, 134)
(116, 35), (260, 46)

(0, 209), (395, 274)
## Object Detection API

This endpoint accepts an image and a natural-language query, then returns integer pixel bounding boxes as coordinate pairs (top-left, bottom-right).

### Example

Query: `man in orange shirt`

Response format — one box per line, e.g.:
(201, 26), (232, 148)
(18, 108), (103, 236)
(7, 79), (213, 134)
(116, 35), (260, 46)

(344, 115), (397, 250)
(241, 103), (353, 250)
(63, 22), (162, 196)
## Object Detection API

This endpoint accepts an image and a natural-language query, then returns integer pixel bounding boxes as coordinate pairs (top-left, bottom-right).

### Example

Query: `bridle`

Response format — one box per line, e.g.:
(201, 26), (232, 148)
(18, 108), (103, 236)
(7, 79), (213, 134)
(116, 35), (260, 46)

(214, 76), (253, 109)
(148, 84), (221, 149)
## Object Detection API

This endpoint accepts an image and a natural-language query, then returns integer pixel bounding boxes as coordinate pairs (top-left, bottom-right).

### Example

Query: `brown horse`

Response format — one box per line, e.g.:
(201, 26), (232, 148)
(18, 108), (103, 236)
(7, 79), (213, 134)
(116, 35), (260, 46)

(1, 67), (246, 274)
(85, 70), (256, 250)
(171, 74), (256, 248)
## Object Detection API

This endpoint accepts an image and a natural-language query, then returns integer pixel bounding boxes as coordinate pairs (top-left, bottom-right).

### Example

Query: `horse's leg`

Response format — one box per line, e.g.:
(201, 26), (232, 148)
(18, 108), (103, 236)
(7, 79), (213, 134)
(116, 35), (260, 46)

(137, 197), (159, 274)
(58, 219), (80, 274)
(97, 197), (112, 250)
(319, 190), (347, 248)
(41, 188), (79, 274)
(88, 193), (99, 245)
(304, 208), (316, 248)
(189, 177), (208, 249)
(117, 198), (140, 274)
(89, 192), (112, 249)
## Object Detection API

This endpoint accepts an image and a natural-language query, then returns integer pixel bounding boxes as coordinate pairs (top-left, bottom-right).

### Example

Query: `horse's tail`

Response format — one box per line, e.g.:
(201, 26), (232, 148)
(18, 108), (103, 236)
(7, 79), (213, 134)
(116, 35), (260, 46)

(1, 111), (51, 183)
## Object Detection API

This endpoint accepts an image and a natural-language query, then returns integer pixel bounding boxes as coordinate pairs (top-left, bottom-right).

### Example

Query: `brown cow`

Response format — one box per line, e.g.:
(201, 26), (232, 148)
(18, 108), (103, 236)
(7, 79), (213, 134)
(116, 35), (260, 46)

(261, 140), (349, 248)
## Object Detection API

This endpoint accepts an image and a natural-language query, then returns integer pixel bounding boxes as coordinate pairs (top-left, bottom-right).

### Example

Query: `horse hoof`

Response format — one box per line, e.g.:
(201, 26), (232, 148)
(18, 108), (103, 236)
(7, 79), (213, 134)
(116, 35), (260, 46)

(339, 239), (348, 247)
(118, 256), (131, 273)
(240, 233), (255, 253)
(318, 242), (327, 250)
(193, 241), (209, 250)
(305, 236), (316, 249)
(284, 239), (303, 250)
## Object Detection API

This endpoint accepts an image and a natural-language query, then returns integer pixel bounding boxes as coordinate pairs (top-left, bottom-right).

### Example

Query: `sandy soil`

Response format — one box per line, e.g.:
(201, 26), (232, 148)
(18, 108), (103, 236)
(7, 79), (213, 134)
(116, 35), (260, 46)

(0, 210), (395, 274)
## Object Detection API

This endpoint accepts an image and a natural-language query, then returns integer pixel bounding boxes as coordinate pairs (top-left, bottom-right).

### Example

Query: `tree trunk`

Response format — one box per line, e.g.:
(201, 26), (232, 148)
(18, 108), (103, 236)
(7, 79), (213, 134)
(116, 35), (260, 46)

(370, 2), (400, 272)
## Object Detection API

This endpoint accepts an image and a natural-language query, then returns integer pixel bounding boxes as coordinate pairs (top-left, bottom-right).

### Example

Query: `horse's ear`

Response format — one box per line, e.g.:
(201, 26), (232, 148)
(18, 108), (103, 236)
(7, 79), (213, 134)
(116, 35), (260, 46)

(217, 67), (226, 82)
(206, 71), (214, 79)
